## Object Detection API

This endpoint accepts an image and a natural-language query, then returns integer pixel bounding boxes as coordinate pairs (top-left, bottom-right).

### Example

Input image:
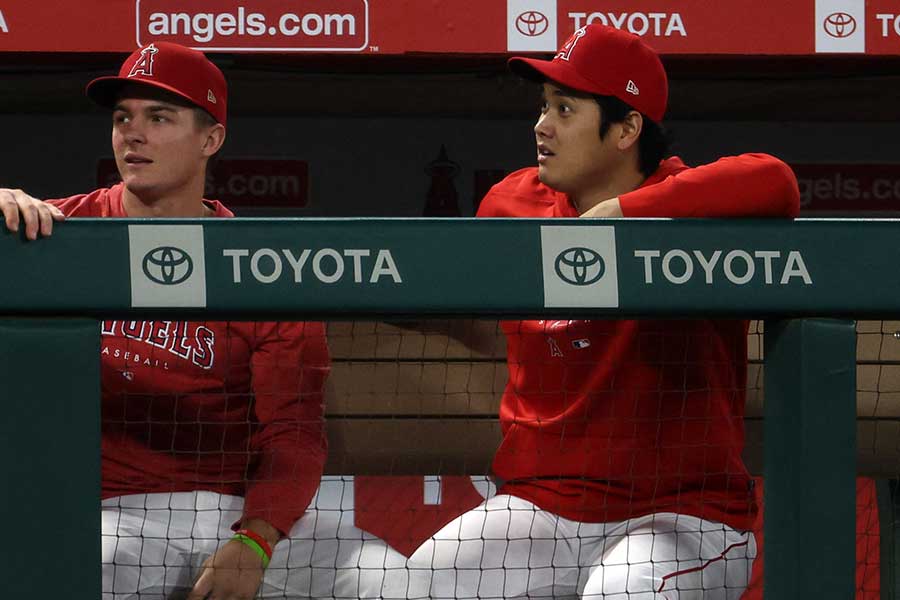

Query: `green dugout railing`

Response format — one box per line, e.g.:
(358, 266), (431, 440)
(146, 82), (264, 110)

(0, 218), (892, 598)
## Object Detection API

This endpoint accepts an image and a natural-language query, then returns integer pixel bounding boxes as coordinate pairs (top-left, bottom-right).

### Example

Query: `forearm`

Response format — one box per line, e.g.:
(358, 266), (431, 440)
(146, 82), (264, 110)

(238, 517), (281, 548)
(619, 154), (800, 218)
(242, 433), (325, 536)
(579, 198), (622, 218)
(247, 321), (329, 537)
(242, 472), (322, 537)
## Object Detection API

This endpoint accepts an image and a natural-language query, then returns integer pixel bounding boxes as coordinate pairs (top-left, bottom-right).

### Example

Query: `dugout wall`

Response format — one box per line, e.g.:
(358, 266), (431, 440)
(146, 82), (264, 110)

(1, 218), (896, 598)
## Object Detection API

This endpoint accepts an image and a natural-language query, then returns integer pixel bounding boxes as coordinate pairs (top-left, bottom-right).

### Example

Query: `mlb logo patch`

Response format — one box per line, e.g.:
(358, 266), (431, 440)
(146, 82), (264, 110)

(572, 339), (591, 349)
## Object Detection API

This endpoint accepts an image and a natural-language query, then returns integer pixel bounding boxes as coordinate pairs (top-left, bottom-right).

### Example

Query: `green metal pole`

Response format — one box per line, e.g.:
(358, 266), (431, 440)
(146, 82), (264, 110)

(0, 319), (100, 597)
(763, 318), (856, 599)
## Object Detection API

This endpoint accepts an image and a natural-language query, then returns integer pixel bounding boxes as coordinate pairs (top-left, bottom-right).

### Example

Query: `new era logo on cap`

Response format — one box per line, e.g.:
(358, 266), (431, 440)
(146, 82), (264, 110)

(207, 89), (217, 104)
(626, 80), (639, 95)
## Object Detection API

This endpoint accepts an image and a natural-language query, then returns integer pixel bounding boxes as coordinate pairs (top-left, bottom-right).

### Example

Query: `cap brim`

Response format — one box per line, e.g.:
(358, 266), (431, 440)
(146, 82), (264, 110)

(507, 57), (550, 83)
(85, 76), (207, 115)
(508, 57), (614, 99)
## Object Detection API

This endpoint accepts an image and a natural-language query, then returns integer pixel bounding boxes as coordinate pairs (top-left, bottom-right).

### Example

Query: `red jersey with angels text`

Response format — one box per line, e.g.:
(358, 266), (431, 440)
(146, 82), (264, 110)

(48, 184), (330, 535)
(477, 154), (800, 531)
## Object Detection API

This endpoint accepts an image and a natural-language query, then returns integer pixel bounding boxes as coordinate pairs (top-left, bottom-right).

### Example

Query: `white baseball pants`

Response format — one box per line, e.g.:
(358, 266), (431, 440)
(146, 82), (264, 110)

(102, 479), (407, 599)
(400, 494), (756, 600)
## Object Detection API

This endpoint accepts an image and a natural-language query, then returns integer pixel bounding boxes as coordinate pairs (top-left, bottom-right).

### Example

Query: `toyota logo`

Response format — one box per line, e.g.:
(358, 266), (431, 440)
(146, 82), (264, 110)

(516, 11), (549, 37)
(823, 12), (856, 38)
(554, 247), (605, 286)
(142, 246), (193, 285)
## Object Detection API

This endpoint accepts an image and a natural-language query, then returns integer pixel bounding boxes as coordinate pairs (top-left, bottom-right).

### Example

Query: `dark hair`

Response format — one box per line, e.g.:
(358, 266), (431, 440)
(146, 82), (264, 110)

(193, 107), (223, 170)
(594, 95), (671, 177)
(192, 107), (219, 130)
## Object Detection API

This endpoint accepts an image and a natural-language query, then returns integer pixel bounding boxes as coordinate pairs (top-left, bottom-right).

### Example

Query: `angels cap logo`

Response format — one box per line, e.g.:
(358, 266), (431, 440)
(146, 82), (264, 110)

(128, 44), (159, 78)
(626, 80), (640, 96)
(823, 12), (856, 38)
(516, 11), (549, 37)
(555, 26), (587, 61)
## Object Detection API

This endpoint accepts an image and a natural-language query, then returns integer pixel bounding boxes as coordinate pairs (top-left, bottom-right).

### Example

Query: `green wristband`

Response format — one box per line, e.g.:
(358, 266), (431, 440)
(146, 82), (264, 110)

(233, 533), (271, 569)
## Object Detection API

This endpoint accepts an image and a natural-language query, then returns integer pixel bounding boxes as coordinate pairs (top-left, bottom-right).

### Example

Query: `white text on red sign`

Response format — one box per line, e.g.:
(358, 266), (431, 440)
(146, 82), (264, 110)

(568, 11), (686, 36)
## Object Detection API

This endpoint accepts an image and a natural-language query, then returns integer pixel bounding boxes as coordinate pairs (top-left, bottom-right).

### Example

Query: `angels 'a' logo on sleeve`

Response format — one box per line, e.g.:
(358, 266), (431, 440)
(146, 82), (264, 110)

(128, 44), (159, 78)
(546, 336), (564, 357)
(555, 26), (587, 61)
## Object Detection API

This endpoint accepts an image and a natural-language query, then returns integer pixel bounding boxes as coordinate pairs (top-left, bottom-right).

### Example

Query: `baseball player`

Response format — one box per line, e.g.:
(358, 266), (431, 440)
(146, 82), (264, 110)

(0, 42), (404, 600)
(402, 25), (801, 600)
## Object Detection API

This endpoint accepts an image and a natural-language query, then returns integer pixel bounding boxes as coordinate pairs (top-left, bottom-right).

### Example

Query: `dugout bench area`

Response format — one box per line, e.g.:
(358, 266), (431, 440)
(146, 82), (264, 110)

(1, 218), (898, 599)
(323, 319), (900, 477)
(322, 319), (899, 598)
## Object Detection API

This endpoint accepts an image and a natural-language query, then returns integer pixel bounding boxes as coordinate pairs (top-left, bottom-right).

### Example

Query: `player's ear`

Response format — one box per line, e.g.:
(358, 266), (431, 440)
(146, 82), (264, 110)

(617, 111), (643, 151)
(201, 123), (226, 157)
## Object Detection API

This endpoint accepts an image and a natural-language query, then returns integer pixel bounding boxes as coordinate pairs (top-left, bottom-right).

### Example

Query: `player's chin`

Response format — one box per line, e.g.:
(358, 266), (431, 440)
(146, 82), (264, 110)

(122, 178), (158, 197)
(539, 169), (578, 196)
(537, 166), (562, 190)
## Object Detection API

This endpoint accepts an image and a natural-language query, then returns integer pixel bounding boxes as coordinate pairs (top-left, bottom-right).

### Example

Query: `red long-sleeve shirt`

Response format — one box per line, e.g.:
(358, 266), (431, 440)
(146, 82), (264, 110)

(49, 184), (330, 535)
(477, 154), (800, 531)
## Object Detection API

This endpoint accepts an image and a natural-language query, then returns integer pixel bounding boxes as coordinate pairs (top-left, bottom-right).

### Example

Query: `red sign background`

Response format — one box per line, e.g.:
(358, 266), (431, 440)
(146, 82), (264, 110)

(792, 164), (900, 212)
(0, 0), (898, 55)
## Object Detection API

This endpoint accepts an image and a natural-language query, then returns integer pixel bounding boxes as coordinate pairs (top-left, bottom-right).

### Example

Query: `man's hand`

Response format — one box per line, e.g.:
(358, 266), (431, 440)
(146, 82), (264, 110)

(579, 197), (623, 218)
(0, 188), (65, 240)
(187, 539), (265, 600)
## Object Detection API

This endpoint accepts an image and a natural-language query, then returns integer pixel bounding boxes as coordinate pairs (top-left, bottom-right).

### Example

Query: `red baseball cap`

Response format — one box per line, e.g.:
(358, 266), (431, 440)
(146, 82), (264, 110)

(86, 42), (227, 126)
(508, 25), (667, 123)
